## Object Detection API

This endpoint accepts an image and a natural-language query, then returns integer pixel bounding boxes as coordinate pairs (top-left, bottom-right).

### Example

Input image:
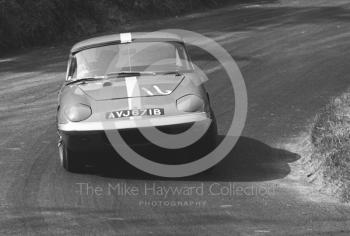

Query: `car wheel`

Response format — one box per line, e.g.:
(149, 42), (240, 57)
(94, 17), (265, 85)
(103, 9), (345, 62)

(187, 118), (218, 162)
(202, 116), (218, 152)
(58, 142), (84, 173)
(198, 120), (217, 175)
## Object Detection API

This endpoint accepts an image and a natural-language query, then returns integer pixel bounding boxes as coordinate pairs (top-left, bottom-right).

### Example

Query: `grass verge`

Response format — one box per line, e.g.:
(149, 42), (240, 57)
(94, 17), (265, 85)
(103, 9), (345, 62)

(310, 91), (350, 202)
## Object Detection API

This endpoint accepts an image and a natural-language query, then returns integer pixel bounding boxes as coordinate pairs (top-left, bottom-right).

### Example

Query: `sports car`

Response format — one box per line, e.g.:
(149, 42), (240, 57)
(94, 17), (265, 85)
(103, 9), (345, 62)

(57, 32), (217, 172)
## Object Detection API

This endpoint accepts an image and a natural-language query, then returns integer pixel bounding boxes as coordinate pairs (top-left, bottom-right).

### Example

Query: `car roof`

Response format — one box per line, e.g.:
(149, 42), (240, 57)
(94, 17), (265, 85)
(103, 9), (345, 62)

(71, 32), (184, 53)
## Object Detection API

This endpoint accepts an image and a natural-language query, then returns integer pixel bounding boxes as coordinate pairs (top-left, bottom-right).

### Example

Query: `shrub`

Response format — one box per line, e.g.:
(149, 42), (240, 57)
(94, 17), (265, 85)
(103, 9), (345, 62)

(311, 92), (350, 201)
(0, 0), (229, 51)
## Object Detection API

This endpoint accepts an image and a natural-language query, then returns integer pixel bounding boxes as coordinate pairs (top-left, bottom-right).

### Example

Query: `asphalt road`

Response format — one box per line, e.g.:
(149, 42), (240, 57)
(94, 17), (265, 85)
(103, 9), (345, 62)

(1, 0), (350, 235)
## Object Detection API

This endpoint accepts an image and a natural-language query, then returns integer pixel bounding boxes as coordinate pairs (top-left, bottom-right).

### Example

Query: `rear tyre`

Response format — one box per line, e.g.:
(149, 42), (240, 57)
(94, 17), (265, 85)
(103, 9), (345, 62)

(192, 112), (218, 173)
(59, 142), (84, 173)
(188, 117), (218, 162)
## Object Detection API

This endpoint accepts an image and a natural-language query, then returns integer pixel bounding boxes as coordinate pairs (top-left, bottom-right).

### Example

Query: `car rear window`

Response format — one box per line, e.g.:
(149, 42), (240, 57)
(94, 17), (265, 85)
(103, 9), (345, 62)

(70, 41), (193, 78)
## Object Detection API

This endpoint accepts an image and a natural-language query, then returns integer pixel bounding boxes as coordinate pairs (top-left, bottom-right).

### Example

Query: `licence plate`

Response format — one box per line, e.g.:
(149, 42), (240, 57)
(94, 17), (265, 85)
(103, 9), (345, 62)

(106, 108), (164, 119)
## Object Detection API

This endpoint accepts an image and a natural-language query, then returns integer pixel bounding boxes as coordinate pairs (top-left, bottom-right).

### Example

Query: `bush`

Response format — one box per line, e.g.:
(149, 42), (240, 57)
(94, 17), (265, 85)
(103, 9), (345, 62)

(0, 0), (229, 51)
(311, 92), (350, 201)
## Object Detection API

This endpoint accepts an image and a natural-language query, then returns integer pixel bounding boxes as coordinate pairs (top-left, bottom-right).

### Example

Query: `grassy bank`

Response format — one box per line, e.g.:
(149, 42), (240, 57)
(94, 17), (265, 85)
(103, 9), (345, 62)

(0, 0), (234, 52)
(310, 91), (350, 202)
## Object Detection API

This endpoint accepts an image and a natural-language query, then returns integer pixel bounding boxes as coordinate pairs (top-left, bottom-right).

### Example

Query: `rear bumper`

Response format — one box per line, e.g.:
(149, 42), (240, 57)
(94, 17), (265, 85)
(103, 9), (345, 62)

(59, 122), (200, 151)
(58, 113), (216, 152)
(58, 112), (209, 132)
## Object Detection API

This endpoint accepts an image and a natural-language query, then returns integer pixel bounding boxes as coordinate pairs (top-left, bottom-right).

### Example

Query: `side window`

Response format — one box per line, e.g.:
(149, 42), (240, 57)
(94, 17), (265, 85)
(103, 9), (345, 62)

(182, 45), (194, 70)
(65, 57), (71, 80)
(66, 56), (77, 80)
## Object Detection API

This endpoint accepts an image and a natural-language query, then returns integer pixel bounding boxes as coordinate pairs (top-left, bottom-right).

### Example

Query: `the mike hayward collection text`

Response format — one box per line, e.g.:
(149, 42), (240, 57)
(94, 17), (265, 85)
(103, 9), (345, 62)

(76, 182), (277, 198)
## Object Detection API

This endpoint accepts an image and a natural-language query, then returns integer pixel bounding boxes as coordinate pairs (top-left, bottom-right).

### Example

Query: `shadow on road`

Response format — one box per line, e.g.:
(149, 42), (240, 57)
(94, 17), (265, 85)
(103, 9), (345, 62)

(86, 135), (300, 182)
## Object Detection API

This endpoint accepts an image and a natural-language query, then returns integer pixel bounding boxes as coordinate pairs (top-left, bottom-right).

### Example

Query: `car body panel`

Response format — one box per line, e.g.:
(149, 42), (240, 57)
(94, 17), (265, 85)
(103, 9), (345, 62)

(57, 32), (217, 157)
(58, 72), (209, 128)
(71, 32), (184, 53)
(79, 74), (184, 100)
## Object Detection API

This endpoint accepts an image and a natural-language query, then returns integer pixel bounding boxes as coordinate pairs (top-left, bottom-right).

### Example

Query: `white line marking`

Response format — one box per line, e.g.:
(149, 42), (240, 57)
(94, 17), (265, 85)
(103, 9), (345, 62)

(125, 77), (142, 120)
(254, 230), (271, 233)
(120, 33), (132, 43)
(153, 85), (171, 95)
(5, 147), (21, 151)
(125, 76), (141, 109)
(220, 204), (233, 208)
(142, 87), (154, 96)
(225, 211), (232, 216)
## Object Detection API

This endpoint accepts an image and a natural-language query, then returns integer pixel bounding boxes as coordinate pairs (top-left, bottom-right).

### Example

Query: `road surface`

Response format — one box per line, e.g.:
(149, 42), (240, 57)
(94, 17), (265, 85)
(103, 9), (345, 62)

(1, 0), (350, 235)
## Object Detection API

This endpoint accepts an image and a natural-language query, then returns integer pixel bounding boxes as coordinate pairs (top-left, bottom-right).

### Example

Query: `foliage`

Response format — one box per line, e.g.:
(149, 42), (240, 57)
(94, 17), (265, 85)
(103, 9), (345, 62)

(0, 0), (228, 51)
(311, 92), (350, 201)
